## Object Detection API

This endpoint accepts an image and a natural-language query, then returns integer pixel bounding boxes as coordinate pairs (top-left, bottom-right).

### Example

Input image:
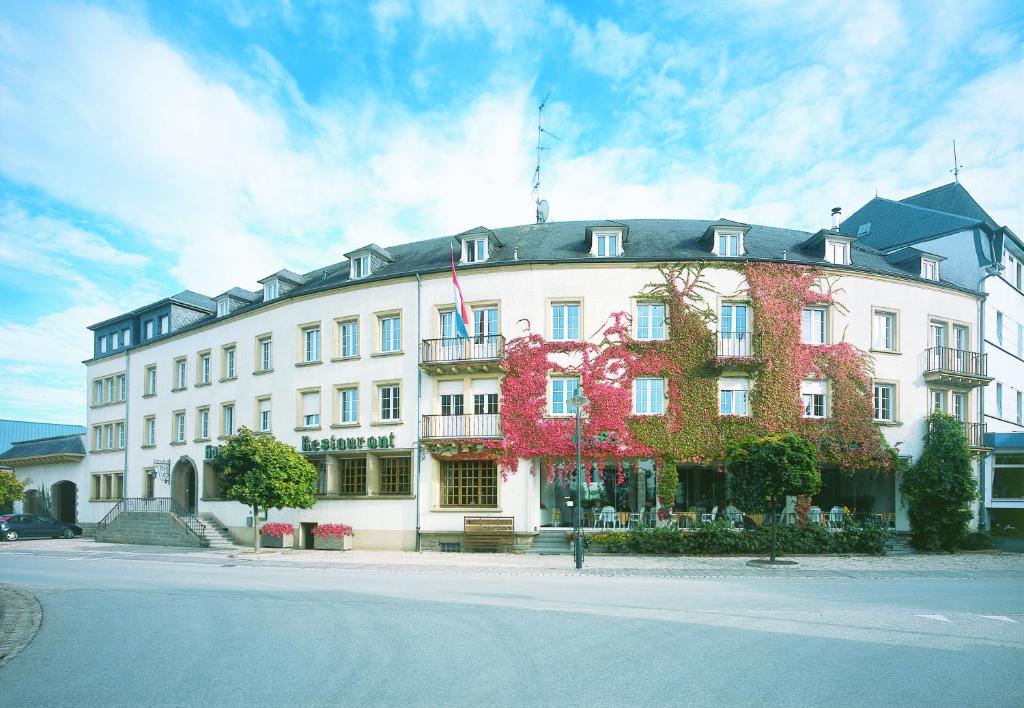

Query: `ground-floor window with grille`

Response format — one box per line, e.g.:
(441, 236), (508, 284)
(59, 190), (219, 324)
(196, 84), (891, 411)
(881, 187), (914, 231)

(440, 460), (498, 507)
(339, 457), (367, 495)
(380, 456), (412, 495)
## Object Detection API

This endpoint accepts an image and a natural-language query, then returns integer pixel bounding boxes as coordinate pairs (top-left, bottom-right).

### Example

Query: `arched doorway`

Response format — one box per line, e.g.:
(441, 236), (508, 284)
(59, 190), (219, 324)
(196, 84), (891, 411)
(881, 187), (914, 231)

(51, 481), (78, 523)
(23, 489), (40, 514)
(171, 458), (198, 514)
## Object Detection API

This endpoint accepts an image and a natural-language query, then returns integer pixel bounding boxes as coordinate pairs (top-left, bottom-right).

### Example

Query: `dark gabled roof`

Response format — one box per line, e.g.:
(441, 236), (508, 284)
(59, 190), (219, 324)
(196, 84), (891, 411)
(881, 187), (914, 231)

(900, 182), (998, 229)
(342, 243), (394, 262)
(0, 420), (86, 454)
(839, 197), (982, 251)
(700, 218), (750, 241)
(886, 246), (946, 265)
(215, 287), (260, 302)
(258, 269), (306, 286)
(88, 290), (214, 330)
(0, 433), (86, 462)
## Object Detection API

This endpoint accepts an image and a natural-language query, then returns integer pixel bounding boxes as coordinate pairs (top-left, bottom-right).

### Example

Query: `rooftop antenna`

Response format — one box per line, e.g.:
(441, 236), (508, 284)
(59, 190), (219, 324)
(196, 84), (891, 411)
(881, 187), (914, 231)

(950, 139), (964, 182)
(532, 91), (558, 223)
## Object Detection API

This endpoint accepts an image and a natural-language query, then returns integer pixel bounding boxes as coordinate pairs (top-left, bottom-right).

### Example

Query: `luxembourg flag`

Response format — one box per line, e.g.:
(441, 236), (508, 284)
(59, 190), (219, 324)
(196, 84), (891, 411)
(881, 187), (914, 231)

(450, 244), (472, 339)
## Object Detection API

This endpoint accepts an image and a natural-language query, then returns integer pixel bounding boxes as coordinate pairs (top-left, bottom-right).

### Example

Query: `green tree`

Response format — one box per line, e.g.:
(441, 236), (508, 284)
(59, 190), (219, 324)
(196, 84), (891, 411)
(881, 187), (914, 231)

(726, 432), (821, 562)
(209, 427), (318, 553)
(900, 413), (977, 551)
(0, 469), (27, 509)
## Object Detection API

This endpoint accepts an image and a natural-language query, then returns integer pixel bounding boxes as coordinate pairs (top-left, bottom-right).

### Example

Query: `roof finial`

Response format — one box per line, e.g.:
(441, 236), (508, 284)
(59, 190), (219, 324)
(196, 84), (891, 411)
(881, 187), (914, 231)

(950, 139), (964, 182)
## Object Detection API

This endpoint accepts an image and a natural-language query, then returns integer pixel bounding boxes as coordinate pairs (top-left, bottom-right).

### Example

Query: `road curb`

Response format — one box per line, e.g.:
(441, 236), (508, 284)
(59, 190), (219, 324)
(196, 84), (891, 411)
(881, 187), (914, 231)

(0, 584), (43, 668)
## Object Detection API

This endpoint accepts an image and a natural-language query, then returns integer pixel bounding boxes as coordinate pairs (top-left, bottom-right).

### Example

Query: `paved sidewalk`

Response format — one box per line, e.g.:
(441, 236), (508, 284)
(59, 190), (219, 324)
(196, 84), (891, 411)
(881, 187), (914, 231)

(0, 584), (42, 668)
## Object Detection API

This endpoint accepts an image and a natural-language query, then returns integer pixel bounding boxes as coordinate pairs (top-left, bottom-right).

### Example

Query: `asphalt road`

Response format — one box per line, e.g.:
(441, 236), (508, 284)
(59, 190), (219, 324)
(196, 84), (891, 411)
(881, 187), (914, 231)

(1, 547), (1022, 707)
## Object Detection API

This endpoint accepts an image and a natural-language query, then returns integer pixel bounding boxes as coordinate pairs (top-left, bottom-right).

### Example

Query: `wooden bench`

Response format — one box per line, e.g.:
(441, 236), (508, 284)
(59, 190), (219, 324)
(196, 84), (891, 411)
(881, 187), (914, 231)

(463, 516), (515, 552)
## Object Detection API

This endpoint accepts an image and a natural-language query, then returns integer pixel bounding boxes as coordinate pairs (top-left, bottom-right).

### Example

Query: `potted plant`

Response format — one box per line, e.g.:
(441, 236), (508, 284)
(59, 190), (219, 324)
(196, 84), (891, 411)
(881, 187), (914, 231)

(312, 522), (354, 550)
(259, 522), (295, 549)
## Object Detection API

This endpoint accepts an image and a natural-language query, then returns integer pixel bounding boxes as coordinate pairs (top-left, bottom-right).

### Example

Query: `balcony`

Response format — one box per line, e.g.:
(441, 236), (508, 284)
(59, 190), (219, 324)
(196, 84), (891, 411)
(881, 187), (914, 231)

(713, 331), (763, 367)
(921, 347), (991, 388)
(963, 422), (992, 451)
(420, 335), (505, 374)
(421, 413), (501, 440)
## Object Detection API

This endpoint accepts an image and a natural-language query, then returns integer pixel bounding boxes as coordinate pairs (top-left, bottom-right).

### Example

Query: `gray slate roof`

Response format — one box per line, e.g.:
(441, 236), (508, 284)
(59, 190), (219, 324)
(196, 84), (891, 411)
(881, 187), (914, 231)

(0, 420), (86, 455)
(840, 197), (982, 251)
(900, 182), (998, 229)
(0, 433), (86, 462)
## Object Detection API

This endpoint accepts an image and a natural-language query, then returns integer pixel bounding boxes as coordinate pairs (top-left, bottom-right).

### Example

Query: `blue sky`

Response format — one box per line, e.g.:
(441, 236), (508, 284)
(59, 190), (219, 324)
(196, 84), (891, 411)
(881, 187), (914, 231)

(1, 0), (1022, 424)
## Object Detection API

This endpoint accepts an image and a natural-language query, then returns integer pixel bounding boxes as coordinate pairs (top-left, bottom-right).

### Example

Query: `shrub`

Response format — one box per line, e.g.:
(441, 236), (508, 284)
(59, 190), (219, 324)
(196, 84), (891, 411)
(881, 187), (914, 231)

(313, 523), (353, 538)
(259, 522), (295, 538)
(959, 530), (996, 551)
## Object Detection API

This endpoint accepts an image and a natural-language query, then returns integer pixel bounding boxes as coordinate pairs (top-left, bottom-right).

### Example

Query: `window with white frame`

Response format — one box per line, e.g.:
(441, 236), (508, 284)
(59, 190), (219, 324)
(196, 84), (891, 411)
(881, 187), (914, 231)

(930, 389), (946, 414)
(379, 315), (401, 353)
(551, 302), (581, 341)
(145, 365), (157, 395)
(258, 398), (271, 432)
(118, 375), (126, 401)
(116, 422), (125, 449)
(872, 310), (897, 351)
(159, 315), (169, 334)
(993, 452), (1024, 500)
(99, 336), (107, 354)
(224, 346), (236, 379)
(996, 311), (1004, 345)
(338, 320), (359, 358)
(301, 390), (321, 427)
(93, 426), (102, 451)
(379, 384), (400, 421)
(145, 320), (154, 339)
(825, 239), (850, 265)
(258, 336), (273, 371)
(719, 378), (750, 416)
(473, 307), (499, 343)
(921, 258), (939, 281)
(996, 382), (1004, 418)
(144, 416), (156, 446)
(634, 377), (665, 415)
(1017, 390), (1023, 425)
(105, 377), (114, 402)
(104, 424), (113, 450)
(873, 383), (895, 422)
(472, 379), (499, 415)
(175, 358), (187, 389)
(93, 380), (104, 404)
(952, 391), (966, 422)
(199, 353), (211, 384)
(801, 379), (828, 418)
(339, 387), (358, 424)
(720, 303), (751, 355)
(350, 255), (370, 279)
(303, 326), (321, 362)
(222, 404), (235, 436)
(123, 328), (131, 346)
(217, 299), (230, 317)
(635, 303), (666, 340)
(550, 377), (581, 416)
(112, 331), (120, 349)
(198, 408), (210, 439)
(439, 380), (464, 417)
(175, 412), (186, 443)
(801, 307), (827, 345)
(716, 232), (741, 257)
(464, 238), (487, 263)
(264, 280), (279, 301)
(594, 231), (620, 257)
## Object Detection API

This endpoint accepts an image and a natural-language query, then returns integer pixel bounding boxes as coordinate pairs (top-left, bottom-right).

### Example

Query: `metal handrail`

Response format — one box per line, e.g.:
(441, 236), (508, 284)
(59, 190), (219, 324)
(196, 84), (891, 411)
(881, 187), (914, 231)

(716, 331), (760, 358)
(95, 497), (206, 538)
(922, 346), (987, 377)
(421, 413), (501, 439)
(963, 421), (988, 448)
(421, 335), (505, 365)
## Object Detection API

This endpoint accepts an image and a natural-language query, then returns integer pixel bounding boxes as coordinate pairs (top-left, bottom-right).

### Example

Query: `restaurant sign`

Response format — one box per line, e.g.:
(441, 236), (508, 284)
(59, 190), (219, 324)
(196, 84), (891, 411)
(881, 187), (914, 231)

(301, 433), (397, 453)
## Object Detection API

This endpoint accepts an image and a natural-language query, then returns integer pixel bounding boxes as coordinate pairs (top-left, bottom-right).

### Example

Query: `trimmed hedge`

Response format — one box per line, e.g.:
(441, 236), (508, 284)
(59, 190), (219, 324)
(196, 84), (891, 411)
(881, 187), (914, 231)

(575, 521), (891, 556)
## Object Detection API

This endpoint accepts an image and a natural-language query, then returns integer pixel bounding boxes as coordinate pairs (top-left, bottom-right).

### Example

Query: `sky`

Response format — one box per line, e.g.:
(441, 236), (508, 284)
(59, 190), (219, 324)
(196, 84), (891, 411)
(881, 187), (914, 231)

(0, 0), (1022, 425)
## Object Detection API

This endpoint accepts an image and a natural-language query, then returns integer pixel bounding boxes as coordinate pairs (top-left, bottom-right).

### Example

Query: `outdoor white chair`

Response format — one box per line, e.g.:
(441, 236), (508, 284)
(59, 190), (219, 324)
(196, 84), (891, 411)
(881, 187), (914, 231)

(596, 507), (616, 529)
(808, 506), (822, 524)
(828, 507), (845, 529)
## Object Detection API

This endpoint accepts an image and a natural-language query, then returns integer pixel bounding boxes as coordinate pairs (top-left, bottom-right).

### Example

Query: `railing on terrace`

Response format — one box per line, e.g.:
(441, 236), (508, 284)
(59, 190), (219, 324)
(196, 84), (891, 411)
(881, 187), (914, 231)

(716, 331), (761, 358)
(421, 335), (505, 366)
(96, 497), (206, 538)
(421, 413), (501, 439)
(922, 346), (988, 377)
(963, 421), (988, 448)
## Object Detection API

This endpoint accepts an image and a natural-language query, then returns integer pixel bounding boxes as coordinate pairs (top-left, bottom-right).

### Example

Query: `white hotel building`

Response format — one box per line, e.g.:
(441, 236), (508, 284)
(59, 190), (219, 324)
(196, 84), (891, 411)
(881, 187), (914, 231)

(8, 182), (1017, 550)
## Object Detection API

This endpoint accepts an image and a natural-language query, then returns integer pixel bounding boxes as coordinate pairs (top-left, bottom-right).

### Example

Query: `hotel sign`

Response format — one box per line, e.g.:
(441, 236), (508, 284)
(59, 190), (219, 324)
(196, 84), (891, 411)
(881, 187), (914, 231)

(301, 433), (397, 452)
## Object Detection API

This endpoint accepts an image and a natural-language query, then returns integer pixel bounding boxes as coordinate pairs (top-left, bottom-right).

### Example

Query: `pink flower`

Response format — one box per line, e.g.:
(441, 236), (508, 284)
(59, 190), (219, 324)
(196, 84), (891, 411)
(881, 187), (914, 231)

(259, 522), (295, 538)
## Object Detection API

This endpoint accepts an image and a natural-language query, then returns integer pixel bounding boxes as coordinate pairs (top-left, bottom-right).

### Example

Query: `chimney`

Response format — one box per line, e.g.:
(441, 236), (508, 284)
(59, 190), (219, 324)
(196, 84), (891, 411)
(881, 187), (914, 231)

(831, 207), (842, 231)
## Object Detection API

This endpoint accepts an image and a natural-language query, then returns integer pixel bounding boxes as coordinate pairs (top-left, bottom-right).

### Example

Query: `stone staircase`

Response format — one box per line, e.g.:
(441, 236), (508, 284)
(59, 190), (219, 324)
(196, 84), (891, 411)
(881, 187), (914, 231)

(885, 532), (914, 555)
(198, 512), (239, 550)
(528, 528), (572, 554)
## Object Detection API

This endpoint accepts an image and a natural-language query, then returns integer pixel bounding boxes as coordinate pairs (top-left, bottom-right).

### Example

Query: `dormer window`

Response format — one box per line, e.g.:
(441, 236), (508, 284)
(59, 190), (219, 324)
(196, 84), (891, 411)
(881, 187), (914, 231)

(594, 231), (620, 257)
(921, 258), (939, 281)
(716, 232), (742, 257)
(825, 239), (850, 265)
(217, 300), (230, 317)
(264, 280), (279, 301)
(463, 238), (488, 263)
(351, 255), (370, 279)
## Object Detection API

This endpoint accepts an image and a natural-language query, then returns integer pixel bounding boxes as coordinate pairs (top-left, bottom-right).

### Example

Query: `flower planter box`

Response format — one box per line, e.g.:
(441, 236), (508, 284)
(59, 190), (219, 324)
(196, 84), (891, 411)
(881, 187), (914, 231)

(260, 533), (293, 549)
(313, 534), (353, 551)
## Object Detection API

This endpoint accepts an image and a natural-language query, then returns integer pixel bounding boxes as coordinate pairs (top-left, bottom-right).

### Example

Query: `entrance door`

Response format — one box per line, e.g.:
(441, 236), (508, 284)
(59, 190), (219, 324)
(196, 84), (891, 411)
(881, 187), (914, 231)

(301, 522), (317, 549)
(171, 460), (198, 514)
(51, 481), (77, 524)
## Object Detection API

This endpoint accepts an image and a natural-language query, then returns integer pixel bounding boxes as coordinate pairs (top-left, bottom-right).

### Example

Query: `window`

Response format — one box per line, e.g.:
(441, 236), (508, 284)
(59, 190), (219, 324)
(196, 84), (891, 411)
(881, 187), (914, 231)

(996, 382), (1004, 418)
(339, 458), (367, 495)
(379, 315), (401, 353)
(993, 452), (1024, 499)
(116, 422), (125, 449)
(801, 380), (828, 418)
(825, 240), (849, 265)
(314, 460), (328, 495)
(635, 303), (666, 340)
(717, 232), (740, 257)
(301, 390), (321, 427)
(258, 336), (273, 371)
(123, 328), (131, 346)
(142, 469), (154, 500)
(199, 354), (211, 384)
(996, 311), (1004, 346)
(222, 404), (235, 436)
(921, 258), (939, 281)
(952, 392), (966, 422)
(199, 407), (210, 439)
(264, 280), (279, 301)
(93, 380), (104, 404)
(550, 377), (581, 416)
(338, 320), (359, 358)
(634, 378), (665, 415)
(379, 384), (400, 421)
(339, 387), (358, 424)
(801, 308), (827, 345)
(719, 378), (750, 416)
(303, 326), (321, 363)
(930, 321), (947, 348)
(145, 365), (157, 396)
(720, 303), (751, 355)
(93, 426), (102, 451)
(258, 398), (271, 432)
(104, 424), (113, 450)
(112, 331), (120, 349)
(99, 336), (107, 354)
(1017, 390), (1023, 425)
(175, 358), (187, 389)
(106, 377), (115, 402)
(930, 389), (946, 414)
(144, 416), (156, 446)
(473, 307), (499, 343)
(380, 457), (411, 495)
(217, 300), (230, 317)
(351, 255), (370, 279)
(118, 375), (126, 401)
(159, 315), (169, 334)
(144, 320), (154, 339)
(175, 411), (186, 443)
(872, 310), (896, 351)
(440, 380), (464, 416)
(441, 460), (498, 507)
(873, 383), (895, 422)
(551, 302), (581, 341)
(223, 346), (236, 379)
(464, 238), (487, 263)
(595, 231), (619, 257)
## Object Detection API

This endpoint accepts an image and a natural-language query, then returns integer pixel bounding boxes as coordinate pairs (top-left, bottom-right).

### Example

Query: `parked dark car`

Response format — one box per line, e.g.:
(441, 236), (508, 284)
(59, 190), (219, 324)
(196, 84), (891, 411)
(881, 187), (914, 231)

(0, 514), (83, 541)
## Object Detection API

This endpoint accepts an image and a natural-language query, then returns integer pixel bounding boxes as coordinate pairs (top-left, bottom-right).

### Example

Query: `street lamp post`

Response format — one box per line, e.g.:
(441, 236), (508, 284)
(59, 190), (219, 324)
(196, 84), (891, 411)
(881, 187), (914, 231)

(567, 392), (590, 570)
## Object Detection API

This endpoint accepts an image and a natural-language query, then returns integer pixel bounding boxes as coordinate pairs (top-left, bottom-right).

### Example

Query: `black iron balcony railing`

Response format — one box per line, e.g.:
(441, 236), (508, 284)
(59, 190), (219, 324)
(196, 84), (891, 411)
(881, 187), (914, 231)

(923, 346), (988, 378)
(716, 331), (761, 358)
(420, 335), (505, 366)
(963, 421), (988, 449)
(421, 413), (501, 439)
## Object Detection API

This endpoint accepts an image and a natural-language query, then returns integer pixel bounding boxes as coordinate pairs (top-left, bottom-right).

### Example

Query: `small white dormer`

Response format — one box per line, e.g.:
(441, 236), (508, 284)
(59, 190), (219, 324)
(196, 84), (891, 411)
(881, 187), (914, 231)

(824, 237), (852, 265)
(258, 269), (306, 302)
(585, 224), (628, 257)
(455, 226), (501, 265)
(264, 280), (279, 301)
(217, 299), (230, 317)
(351, 254), (370, 279)
(702, 219), (750, 257)
(344, 244), (394, 280)
(921, 257), (940, 281)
